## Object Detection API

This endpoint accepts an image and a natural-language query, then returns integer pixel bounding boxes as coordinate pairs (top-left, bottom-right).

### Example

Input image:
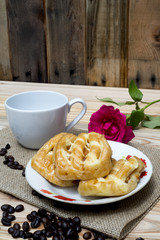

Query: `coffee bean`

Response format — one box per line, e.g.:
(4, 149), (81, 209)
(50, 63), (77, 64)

(83, 231), (92, 239)
(25, 232), (33, 238)
(33, 230), (42, 239)
(61, 221), (69, 231)
(2, 211), (8, 218)
(96, 236), (105, 240)
(31, 216), (41, 228)
(8, 227), (15, 234)
(1, 217), (11, 226)
(5, 144), (10, 150)
(15, 204), (24, 212)
(3, 159), (9, 164)
(73, 216), (81, 226)
(8, 206), (15, 214)
(40, 235), (47, 240)
(12, 228), (20, 238)
(31, 210), (38, 217)
(13, 223), (20, 230)
(1, 204), (11, 211)
(75, 225), (81, 233)
(42, 216), (49, 225)
(27, 213), (34, 222)
(7, 214), (16, 221)
(17, 164), (23, 170)
(22, 221), (30, 232)
(0, 148), (7, 156)
(38, 208), (47, 217)
(46, 229), (53, 237)
(19, 230), (26, 238)
(6, 155), (14, 162)
(8, 164), (18, 170)
(136, 238), (144, 240)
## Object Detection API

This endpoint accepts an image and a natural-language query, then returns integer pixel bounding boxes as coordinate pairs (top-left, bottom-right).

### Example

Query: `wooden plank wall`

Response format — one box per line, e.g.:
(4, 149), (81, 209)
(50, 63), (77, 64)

(0, 0), (159, 89)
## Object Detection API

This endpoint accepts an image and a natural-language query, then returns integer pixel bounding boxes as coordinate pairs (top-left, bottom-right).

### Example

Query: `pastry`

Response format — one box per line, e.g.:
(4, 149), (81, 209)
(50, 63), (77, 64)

(78, 156), (146, 196)
(54, 132), (112, 180)
(31, 133), (76, 187)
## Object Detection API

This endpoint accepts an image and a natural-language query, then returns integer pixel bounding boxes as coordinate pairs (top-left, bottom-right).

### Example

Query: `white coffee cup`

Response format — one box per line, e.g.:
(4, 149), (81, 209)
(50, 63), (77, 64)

(5, 90), (87, 149)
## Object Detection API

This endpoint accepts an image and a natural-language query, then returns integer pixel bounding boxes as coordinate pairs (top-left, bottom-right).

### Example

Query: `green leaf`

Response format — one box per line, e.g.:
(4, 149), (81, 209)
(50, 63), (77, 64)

(129, 80), (143, 102)
(97, 97), (135, 106)
(142, 116), (160, 128)
(127, 110), (145, 128)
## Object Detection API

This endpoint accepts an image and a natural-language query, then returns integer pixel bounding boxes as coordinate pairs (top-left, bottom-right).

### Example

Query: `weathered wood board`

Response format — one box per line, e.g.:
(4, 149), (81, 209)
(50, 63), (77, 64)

(0, 0), (159, 88)
(128, 0), (160, 89)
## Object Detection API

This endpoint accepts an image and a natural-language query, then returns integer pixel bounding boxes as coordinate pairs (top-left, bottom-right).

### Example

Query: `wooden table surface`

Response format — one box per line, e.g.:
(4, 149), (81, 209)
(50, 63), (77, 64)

(0, 80), (160, 240)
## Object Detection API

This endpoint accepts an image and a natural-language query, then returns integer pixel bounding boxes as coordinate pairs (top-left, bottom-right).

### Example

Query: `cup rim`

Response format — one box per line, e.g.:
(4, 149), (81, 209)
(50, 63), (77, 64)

(5, 90), (68, 112)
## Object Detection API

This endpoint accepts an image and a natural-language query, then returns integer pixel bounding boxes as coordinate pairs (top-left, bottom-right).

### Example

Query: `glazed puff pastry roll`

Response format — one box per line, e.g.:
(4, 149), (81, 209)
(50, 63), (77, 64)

(31, 133), (76, 187)
(78, 156), (146, 196)
(54, 132), (112, 180)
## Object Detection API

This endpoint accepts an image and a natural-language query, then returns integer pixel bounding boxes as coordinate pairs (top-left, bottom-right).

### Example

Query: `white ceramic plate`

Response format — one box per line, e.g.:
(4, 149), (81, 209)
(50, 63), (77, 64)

(25, 141), (152, 205)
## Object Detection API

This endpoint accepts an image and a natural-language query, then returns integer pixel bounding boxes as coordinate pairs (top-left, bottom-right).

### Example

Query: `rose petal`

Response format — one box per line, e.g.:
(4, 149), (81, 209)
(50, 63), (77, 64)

(88, 105), (135, 144)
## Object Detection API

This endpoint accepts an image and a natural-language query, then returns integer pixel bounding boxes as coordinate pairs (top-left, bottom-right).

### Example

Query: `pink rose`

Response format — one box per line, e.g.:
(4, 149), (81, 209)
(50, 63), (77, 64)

(88, 105), (135, 144)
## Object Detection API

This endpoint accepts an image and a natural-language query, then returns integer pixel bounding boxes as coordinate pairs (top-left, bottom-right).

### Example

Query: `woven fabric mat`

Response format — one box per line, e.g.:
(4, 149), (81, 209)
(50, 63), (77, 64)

(0, 127), (160, 240)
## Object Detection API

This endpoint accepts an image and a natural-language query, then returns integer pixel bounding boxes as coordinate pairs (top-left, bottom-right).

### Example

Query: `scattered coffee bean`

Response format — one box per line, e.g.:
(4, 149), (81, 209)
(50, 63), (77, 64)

(6, 155), (14, 162)
(7, 214), (16, 221)
(12, 228), (20, 238)
(40, 235), (47, 240)
(31, 210), (38, 217)
(3, 159), (9, 165)
(33, 229), (42, 239)
(73, 216), (81, 226)
(136, 238), (144, 240)
(75, 225), (81, 233)
(8, 205), (15, 214)
(1, 204), (11, 211)
(13, 223), (21, 230)
(17, 164), (24, 170)
(15, 204), (24, 212)
(22, 221), (30, 232)
(83, 231), (92, 239)
(38, 208), (47, 216)
(8, 227), (15, 234)
(1, 217), (11, 226)
(27, 213), (34, 222)
(5, 144), (10, 150)
(0, 148), (7, 156)
(19, 230), (26, 238)
(2, 211), (8, 218)
(31, 215), (41, 228)
(25, 231), (33, 238)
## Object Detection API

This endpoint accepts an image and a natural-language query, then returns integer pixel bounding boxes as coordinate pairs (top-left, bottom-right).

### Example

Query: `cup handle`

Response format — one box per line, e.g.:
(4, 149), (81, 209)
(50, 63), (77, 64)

(65, 98), (87, 132)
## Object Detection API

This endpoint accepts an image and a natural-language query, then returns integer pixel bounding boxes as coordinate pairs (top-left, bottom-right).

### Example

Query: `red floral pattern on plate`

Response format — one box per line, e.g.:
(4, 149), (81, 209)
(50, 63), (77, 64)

(41, 189), (53, 194)
(40, 189), (91, 202)
(54, 195), (76, 201)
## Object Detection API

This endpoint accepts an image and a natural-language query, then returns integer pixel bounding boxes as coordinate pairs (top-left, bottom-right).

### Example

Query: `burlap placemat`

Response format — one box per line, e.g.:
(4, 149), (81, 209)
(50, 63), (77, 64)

(0, 127), (160, 240)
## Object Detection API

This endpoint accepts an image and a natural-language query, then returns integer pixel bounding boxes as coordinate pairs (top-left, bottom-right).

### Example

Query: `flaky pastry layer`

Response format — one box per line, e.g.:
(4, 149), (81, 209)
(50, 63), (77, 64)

(54, 132), (112, 180)
(78, 156), (146, 196)
(31, 133), (76, 187)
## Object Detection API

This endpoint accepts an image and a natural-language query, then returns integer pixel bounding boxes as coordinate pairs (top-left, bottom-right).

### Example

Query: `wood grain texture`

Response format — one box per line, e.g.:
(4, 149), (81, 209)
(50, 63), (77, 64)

(128, 0), (160, 89)
(0, 80), (160, 239)
(45, 0), (86, 84)
(86, 0), (129, 87)
(7, 0), (47, 82)
(0, 1), (12, 80)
